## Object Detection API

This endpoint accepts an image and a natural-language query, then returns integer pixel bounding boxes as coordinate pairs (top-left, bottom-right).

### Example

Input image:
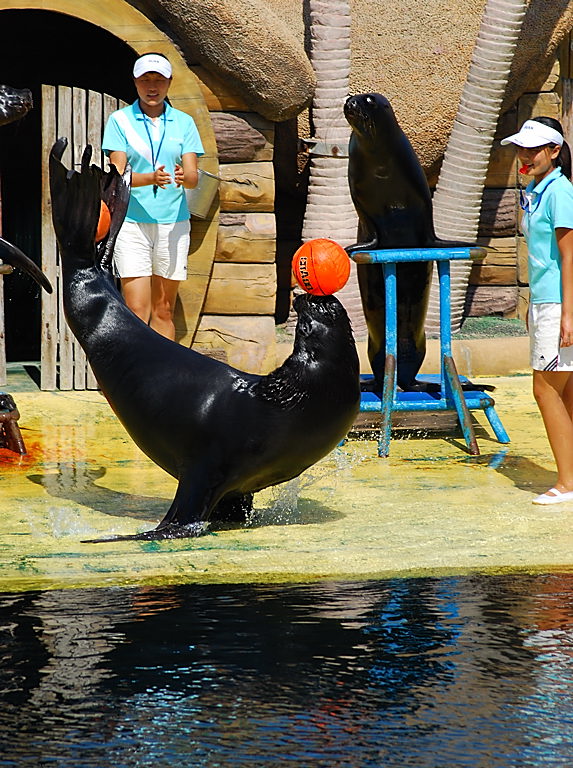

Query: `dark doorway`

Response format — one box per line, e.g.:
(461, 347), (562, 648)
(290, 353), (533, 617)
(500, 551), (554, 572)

(0, 9), (137, 361)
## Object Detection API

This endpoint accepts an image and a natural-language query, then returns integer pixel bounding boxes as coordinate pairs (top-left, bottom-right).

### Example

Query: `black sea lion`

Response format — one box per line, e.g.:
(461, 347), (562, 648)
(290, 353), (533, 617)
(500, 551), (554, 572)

(344, 93), (465, 391)
(0, 85), (32, 127)
(49, 138), (360, 541)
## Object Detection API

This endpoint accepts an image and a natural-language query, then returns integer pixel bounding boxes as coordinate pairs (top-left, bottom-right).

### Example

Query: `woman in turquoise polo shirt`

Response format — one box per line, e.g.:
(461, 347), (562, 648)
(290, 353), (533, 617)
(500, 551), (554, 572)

(102, 52), (204, 340)
(502, 117), (573, 504)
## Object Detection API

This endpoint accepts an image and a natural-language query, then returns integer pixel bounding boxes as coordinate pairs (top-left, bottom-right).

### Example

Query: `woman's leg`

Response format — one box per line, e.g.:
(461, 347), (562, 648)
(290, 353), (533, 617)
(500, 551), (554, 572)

(114, 222), (153, 323)
(150, 275), (180, 340)
(149, 219), (189, 339)
(562, 372), (573, 420)
(120, 276), (152, 324)
(533, 369), (573, 491)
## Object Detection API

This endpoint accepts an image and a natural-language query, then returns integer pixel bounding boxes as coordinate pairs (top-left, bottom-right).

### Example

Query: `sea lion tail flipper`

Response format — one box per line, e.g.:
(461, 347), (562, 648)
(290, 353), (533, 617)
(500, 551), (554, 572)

(0, 236), (52, 293)
(49, 139), (102, 258)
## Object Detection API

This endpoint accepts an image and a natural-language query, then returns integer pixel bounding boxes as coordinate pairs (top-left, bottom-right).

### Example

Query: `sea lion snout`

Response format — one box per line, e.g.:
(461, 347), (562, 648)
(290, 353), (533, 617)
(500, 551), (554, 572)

(344, 93), (392, 129)
(293, 292), (347, 326)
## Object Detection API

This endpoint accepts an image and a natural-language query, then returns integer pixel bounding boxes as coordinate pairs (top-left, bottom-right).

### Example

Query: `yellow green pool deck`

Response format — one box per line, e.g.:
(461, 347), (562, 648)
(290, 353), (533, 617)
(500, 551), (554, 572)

(2, 365), (572, 593)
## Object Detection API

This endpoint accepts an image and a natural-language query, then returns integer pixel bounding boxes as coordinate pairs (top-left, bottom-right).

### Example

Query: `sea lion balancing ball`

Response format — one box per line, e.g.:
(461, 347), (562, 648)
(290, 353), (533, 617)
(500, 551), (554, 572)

(95, 201), (111, 242)
(292, 238), (351, 296)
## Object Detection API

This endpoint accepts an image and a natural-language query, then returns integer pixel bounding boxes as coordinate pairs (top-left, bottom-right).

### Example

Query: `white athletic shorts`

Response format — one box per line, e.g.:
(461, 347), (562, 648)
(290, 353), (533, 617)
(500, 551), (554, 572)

(113, 219), (190, 280)
(529, 302), (573, 371)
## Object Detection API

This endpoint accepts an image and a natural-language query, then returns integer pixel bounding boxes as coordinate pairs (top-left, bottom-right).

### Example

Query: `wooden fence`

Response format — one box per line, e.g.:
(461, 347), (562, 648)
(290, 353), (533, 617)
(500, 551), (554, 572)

(41, 85), (125, 390)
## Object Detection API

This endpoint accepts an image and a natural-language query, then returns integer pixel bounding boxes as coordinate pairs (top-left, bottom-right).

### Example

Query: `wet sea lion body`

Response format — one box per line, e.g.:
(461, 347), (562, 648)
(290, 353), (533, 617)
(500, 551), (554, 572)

(345, 93), (457, 391)
(49, 139), (360, 541)
(0, 85), (32, 127)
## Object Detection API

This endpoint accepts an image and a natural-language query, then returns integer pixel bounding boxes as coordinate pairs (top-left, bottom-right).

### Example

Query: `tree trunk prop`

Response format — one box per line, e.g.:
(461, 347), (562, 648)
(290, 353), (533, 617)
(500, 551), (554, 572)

(298, 0), (366, 336)
(427, 0), (527, 335)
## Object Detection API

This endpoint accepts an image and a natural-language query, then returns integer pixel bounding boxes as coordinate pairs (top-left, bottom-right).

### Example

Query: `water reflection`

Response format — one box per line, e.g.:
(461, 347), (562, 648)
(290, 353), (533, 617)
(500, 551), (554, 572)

(1, 574), (572, 766)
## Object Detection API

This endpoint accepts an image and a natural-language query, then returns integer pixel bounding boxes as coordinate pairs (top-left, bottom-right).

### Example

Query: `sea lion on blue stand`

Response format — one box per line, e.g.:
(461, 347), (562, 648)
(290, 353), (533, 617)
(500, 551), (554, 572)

(344, 93), (468, 392)
(49, 138), (360, 541)
(0, 85), (32, 127)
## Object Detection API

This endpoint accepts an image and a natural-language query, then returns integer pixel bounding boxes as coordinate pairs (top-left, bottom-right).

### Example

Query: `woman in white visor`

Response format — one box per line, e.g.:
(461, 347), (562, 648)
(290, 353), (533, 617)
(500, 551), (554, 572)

(502, 117), (573, 504)
(103, 52), (204, 340)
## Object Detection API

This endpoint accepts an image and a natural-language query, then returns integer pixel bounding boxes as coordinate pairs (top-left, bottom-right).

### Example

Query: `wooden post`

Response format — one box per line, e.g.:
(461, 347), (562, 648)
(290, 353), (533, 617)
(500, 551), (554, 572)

(561, 35), (573, 146)
(41, 84), (58, 390)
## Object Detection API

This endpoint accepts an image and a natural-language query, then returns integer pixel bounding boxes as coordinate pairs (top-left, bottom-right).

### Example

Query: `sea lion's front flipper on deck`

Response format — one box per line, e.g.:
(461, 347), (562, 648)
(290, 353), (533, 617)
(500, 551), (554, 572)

(83, 469), (217, 543)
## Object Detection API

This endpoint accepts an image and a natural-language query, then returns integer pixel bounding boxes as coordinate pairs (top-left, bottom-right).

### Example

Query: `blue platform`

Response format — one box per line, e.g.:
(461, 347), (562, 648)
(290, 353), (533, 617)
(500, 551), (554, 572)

(349, 247), (510, 457)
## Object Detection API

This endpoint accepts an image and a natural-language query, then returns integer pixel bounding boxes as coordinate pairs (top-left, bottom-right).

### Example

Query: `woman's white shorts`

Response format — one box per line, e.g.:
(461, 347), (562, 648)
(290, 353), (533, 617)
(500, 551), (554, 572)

(113, 220), (190, 280)
(529, 303), (573, 371)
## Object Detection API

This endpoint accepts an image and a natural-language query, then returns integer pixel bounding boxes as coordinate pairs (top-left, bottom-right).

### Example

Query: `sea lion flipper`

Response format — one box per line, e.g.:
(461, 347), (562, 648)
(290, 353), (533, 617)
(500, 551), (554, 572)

(81, 144), (93, 173)
(99, 163), (131, 270)
(0, 236), (52, 294)
(82, 471), (214, 543)
(345, 236), (379, 255)
(50, 139), (102, 257)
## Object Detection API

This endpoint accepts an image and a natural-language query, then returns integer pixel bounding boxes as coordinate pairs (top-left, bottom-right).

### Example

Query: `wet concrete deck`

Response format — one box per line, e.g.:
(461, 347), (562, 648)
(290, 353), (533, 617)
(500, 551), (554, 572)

(1, 369), (572, 592)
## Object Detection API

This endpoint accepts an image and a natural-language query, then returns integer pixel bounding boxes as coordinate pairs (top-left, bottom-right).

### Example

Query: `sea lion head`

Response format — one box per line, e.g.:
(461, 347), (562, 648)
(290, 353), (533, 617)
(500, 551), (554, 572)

(344, 93), (399, 145)
(0, 85), (33, 127)
(292, 292), (356, 362)
(255, 293), (358, 409)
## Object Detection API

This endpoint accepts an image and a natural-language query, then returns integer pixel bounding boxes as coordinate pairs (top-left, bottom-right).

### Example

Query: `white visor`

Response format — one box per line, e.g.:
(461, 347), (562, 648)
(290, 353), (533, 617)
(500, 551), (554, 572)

(133, 54), (172, 80)
(501, 119), (563, 148)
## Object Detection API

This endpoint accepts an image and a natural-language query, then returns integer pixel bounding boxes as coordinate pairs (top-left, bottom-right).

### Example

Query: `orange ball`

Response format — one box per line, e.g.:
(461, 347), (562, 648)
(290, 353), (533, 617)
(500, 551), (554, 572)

(292, 238), (350, 296)
(95, 201), (111, 242)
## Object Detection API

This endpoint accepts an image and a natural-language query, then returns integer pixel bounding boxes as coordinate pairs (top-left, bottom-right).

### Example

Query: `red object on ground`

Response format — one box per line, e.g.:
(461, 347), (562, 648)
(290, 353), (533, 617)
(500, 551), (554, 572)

(95, 201), (111, 242)
(292, 238), (351, 296)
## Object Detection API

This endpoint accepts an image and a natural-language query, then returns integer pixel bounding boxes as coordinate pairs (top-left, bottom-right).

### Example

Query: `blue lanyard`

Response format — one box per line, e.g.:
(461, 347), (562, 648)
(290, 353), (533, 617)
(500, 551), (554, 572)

(520, 176), (556, 214)
(140, 105), (167, 197)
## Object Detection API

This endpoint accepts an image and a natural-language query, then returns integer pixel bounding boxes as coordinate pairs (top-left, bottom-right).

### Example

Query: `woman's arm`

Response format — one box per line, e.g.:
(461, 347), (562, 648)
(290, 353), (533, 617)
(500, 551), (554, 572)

(557, 227), (573, 346)
(174, 152), (198, 189)
(108, 150), (172, 189)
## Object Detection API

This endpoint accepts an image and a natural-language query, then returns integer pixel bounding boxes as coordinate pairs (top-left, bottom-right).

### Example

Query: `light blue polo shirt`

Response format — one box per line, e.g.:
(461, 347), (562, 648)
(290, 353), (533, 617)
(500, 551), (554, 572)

(521, 167), (573, 303)
(102, 100), (204, 224)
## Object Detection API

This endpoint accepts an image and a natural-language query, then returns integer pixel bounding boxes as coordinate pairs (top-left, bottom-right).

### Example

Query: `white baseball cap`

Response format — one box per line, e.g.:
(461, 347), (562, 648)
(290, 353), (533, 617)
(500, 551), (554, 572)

(501, 119), (563, 148)
(133, 53), (172, 80)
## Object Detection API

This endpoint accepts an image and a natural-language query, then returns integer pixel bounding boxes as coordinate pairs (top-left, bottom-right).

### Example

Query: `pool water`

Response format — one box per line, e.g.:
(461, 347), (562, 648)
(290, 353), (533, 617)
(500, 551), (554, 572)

(1, 572), (572, 767)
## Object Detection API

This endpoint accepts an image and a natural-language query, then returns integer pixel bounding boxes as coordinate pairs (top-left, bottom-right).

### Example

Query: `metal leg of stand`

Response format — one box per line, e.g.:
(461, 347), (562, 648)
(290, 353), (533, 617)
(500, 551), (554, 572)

(379, 262), (398, 457)
(484, 402), (511, 444)
(379, 354), (396, 457)
(443, 355), (479, 455)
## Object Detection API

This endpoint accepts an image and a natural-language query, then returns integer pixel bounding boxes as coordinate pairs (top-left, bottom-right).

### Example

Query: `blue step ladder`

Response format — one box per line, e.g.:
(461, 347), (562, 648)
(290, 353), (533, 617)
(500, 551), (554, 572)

(349, 247), (510, 457)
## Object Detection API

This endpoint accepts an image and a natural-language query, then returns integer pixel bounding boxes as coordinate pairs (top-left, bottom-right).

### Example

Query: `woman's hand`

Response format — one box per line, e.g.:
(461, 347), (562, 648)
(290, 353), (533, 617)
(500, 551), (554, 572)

(561, 311), (573, 347)
(153, 165), (172, 188)
(175, 153), (199, 189)
(174, 163), (184, 187)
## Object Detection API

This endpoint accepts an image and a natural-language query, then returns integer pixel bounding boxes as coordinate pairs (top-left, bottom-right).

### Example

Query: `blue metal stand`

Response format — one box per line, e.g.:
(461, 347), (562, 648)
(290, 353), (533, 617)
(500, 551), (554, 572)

(350, 247), (510, 457)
